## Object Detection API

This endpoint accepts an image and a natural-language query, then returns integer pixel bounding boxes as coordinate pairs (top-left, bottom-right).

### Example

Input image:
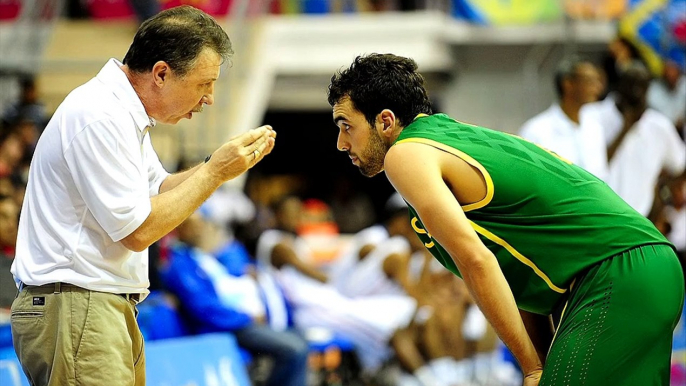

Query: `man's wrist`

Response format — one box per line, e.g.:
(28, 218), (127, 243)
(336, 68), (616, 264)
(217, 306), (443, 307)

(520, 356), (543, 374)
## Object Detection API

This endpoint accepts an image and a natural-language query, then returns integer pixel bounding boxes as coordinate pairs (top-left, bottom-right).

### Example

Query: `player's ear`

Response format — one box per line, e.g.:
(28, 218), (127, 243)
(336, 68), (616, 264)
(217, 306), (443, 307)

(378, 109), (396, 136)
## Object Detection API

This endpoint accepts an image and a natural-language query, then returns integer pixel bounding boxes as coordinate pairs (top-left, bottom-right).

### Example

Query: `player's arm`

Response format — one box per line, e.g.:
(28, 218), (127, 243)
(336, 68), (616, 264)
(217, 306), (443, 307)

(384, 142), (543, 376)
(520, 310), (554, 365)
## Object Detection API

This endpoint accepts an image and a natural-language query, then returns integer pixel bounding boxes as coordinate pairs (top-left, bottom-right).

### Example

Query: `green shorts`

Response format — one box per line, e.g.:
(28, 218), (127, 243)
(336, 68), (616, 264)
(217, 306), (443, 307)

(541, 244), (684, 386)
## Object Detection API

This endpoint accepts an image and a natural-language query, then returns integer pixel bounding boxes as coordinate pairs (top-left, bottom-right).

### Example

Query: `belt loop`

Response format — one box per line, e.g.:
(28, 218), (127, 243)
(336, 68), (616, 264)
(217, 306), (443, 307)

(54, 282), (61, 294)
(18, 281), (25, 292)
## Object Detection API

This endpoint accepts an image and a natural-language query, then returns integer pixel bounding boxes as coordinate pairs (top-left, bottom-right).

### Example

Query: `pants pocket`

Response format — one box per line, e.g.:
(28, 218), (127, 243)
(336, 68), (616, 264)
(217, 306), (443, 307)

(10, 310), (44, 318)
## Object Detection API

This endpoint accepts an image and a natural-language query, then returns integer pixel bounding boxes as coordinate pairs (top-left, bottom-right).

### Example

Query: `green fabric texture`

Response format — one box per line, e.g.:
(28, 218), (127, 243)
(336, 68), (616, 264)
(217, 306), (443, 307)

(398, 113), (671, 314)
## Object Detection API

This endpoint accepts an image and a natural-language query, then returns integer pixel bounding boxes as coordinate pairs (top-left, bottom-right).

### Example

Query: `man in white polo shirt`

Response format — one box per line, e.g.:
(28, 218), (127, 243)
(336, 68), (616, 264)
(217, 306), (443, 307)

(581, 65), (686, 218)
(519, 59), (607, 180)
(10, 6), (276, 386)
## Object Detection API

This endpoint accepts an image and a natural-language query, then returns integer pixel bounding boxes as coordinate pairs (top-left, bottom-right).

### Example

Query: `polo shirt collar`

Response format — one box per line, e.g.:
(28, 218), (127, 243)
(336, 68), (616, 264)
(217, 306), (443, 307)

(96, 58), (155, 132)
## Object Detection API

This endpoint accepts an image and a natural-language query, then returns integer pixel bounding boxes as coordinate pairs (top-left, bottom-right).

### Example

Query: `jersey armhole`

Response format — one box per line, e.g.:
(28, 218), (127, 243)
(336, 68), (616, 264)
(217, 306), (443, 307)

(394, 137), (494, 211)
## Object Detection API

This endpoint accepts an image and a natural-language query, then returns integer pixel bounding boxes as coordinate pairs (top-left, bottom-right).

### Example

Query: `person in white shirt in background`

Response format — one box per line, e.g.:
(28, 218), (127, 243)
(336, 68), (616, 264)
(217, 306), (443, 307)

(10, 6), (276, 386)
(255, 196), (423, 381)
(648, 60), (686, 136)
(519, 59), (607, 180)
(331, 194), (449, 386)
(581, 64), (686, 219)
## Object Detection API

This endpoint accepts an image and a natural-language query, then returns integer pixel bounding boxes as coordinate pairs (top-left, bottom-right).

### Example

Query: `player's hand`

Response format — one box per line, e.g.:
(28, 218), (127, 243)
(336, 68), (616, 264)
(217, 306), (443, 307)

(523, 369), (542, 386)
(207, 125), (276, 182)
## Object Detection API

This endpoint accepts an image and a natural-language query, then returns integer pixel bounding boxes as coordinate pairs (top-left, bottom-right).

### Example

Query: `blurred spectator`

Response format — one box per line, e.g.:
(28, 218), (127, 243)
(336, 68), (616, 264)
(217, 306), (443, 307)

(202, 185), (256, 241)
(330, 194), (466, 386)
(0, 178), (13, 198)
(1, 76), (47, 132)
(264, 196), (330, 283)
(0, 129), (24, 179)
(648, 60), (686, 136)
(601, 36), (647, 96)
(256, 196), (421, 379)
(329, 177), (375, 233)
(582, 65), (686, 218)
(163, 211), (309, 386)
(12, 117), (40, 167)
(298, 198), (339, 237)
(519, 59), (608, 180)
(0, 195), (19, 309)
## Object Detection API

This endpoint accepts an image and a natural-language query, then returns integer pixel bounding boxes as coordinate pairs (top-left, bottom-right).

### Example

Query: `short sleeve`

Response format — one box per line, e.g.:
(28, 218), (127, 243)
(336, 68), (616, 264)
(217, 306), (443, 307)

(142, 133), (170, 196)
(64, 119), (151, 242)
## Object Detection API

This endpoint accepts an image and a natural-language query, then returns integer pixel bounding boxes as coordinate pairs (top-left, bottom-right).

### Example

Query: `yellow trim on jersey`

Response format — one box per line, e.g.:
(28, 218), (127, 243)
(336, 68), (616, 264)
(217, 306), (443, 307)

(394, 137), (494, 212)
(548, 278), (576, 352)
(469, 221), (567, 294)
(411, 217), (435, 248)
(549, 298), (569, 351)
(414, 113), (430, 120)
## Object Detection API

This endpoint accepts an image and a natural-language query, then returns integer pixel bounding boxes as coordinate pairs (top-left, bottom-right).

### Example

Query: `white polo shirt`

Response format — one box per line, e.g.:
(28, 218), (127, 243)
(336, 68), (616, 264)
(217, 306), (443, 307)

(12, 59), (169, 298)
(581, 100), (686, 216)
(519, 103), (608, 181)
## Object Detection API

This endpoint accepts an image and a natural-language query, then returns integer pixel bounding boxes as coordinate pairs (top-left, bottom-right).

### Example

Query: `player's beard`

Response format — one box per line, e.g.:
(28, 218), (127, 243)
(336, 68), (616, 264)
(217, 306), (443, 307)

(359, 127), (390, 177)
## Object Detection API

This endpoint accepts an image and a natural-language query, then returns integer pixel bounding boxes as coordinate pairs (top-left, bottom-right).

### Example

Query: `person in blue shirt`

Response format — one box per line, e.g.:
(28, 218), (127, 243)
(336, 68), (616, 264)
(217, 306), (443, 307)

(162, 211), (308, 386)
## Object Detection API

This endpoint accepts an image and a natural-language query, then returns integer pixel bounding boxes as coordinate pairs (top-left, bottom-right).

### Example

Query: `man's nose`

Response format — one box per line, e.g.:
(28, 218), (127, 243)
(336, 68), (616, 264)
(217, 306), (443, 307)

(337, 131), (348, 152)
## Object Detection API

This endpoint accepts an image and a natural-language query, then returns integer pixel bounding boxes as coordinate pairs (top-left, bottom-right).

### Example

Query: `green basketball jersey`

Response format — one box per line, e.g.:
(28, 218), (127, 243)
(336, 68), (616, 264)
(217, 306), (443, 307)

(396, 114), (671, 315)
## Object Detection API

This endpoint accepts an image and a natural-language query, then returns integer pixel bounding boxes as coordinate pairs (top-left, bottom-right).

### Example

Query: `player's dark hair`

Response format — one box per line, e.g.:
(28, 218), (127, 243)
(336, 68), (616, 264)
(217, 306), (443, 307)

(123, 5), (232, 77)
(327, 54), (433, 128)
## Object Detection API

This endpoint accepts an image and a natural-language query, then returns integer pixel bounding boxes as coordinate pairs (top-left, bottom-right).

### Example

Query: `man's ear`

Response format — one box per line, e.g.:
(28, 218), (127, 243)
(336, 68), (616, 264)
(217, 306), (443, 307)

(152, 61), (171, 87)
(377, 109), (396, 135)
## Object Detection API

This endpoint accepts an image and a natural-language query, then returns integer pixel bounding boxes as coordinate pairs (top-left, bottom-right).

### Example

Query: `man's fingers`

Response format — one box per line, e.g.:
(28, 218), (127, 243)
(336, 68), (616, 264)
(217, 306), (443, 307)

(247, 135), (269, 155)
(251, 137), (276, 164)
(237, 125), (273, 146)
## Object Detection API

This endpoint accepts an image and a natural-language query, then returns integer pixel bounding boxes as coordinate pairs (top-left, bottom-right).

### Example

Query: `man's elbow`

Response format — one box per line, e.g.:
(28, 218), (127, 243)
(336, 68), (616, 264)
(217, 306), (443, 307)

(120, 231), (151, 252)
(457, 249), (497, 274)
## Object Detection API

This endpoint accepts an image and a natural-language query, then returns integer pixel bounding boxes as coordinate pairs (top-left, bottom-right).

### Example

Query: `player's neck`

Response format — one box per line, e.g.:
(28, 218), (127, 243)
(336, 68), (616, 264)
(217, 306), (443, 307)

(388, 125), (405, 145)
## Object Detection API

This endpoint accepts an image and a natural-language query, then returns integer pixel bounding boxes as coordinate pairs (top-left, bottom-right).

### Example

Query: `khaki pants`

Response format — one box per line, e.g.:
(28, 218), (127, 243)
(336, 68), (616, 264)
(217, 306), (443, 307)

(10, 283), (145, 386)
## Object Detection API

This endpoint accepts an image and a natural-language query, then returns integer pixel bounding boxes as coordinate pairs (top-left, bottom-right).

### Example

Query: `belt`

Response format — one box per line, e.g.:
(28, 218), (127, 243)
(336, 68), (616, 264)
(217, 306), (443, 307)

(19, 282), (142, 304)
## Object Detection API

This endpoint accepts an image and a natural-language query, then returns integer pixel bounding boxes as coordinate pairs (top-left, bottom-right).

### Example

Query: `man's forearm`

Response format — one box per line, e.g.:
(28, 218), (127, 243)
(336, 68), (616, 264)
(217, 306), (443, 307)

(460, 256), (542, 374)
(122, 164), (223, 251)
(159, 162), (203, 193)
